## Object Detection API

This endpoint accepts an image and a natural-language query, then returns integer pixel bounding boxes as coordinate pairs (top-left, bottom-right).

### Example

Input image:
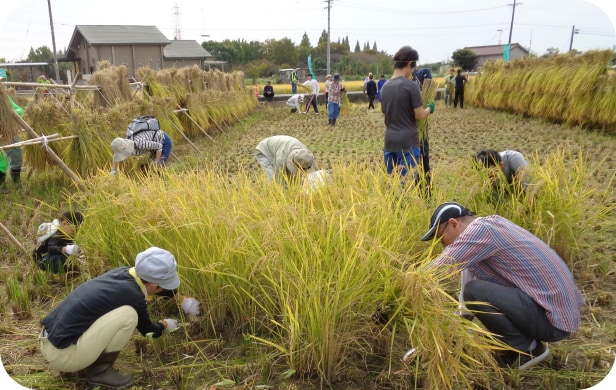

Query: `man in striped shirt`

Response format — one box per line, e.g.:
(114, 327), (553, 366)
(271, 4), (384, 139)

(421, 202), (583, 370)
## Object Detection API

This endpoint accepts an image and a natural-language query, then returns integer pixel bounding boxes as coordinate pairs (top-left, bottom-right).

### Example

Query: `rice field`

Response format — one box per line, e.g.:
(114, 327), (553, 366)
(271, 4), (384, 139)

(1, 99), (615, 389)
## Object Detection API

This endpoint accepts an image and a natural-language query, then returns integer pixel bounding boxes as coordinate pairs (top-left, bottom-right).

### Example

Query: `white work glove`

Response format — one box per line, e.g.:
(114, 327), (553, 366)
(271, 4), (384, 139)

(110, 168), (117, 176)
(162, 318), (178, 333)
(65, 244), (80, 256)
(181, 297), (201, 316)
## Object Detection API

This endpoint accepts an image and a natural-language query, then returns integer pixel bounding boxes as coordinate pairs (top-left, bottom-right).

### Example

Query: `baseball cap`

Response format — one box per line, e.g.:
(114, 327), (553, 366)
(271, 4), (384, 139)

(134, 247), (181, 290)
(286, 148), (314, 175)
(420, 202), (475, 241)
(111, 138), (135, 163)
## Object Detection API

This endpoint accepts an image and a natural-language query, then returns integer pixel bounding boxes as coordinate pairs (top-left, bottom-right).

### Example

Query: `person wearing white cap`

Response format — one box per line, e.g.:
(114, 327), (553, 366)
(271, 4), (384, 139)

(420, 202), (583, 371)
(255, 135), (315, 183)
(39, 247), (200, 388)
(110, 117), (172, 175)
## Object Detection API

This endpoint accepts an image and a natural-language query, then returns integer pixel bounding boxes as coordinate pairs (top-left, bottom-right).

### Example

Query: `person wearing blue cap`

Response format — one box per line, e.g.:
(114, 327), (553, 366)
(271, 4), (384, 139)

(421, 202), (583, 370)
(39, 247), (200, 388)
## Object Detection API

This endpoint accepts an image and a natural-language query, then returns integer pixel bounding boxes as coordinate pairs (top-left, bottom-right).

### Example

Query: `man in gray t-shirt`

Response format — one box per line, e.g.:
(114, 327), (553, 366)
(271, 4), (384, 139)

(380, 45), (432, 180)
(476, 149), (531, 192)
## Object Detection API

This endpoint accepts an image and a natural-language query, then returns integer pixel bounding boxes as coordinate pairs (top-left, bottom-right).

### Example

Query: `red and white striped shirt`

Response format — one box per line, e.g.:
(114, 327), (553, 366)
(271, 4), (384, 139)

(430, 215), (583, 333)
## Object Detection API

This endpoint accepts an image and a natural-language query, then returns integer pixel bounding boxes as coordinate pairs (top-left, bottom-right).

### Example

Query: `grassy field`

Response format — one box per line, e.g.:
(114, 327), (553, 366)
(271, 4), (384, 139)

(1, 100), (615, 389)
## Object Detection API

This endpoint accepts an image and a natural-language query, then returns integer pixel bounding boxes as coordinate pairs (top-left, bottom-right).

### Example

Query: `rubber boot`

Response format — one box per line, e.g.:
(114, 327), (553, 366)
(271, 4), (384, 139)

(86, 351), (133, 388)
(328, 119), (332, 126)
(0, 172), (7, 194)
(332, 119), (336, 126)
(10, 168), (20, 184)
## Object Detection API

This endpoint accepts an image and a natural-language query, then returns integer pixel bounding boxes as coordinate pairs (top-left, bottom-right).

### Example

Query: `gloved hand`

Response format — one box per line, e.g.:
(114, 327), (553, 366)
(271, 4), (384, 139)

(162, 318), (178, 333)
(427, 101), (435, 114)
(181, 297), (201, 316)
(65, 244), (80, 256)
(110, 169), (117, 176)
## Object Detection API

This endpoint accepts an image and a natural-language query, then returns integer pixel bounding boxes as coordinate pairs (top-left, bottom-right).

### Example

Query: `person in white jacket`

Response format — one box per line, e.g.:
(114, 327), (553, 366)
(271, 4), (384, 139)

(254, 135), (315, 183)
(286, 94), (304, 113)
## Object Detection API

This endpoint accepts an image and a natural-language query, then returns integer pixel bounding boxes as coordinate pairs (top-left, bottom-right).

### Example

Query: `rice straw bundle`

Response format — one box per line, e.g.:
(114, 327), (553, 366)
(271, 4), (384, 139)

(0, 86), (17, 139)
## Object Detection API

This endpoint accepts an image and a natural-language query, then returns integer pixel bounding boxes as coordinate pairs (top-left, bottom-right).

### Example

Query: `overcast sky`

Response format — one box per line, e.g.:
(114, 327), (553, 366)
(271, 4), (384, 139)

(1, 0), (614, 65)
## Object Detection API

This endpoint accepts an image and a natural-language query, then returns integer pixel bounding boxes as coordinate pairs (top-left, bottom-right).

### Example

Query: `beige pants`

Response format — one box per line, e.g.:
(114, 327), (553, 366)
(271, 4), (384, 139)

(39, 305), (138, 372)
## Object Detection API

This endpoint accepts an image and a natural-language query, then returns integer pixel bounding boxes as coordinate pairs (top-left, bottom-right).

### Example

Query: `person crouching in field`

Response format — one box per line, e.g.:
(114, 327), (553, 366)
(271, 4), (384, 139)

(421, 202), (583, 370)
(475, 149), (532, 198)
(286, 94), (304, 113)
(255, 135), (315, 185)
(110, 132), (172, 175)
(39, 247), (201, 388)
(32, 210), (84, 275)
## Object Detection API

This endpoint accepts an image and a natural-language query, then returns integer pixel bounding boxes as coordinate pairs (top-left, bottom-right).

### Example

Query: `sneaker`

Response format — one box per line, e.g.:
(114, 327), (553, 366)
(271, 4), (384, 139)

(496, 342), (550, 370)
(519, 342), (550, 370)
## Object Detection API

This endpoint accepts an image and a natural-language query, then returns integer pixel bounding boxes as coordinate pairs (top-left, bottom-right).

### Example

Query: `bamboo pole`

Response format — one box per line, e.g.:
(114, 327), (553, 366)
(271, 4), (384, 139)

(0, 220), (28, 255)
(11, 111), (86, 191)
(0, 135), (78, 150)
(165, 115), (201, 153)
(174, 108), (216, 143)
(205, 110), (227, 134)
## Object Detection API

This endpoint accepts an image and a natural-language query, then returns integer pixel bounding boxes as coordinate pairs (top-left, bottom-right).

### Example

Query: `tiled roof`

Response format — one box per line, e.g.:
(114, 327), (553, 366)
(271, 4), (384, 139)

(164, 40), (212, 59)
(73, 25), (170, 45)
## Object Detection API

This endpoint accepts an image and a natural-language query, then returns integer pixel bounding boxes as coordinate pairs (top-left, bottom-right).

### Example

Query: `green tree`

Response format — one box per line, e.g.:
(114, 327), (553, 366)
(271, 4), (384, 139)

(317, 29), (329, 47)
(268, 38), (299, 67)
(27, 46), (54, 77)
(298, 32), (312, 60)
(354, 40), (361, 53)
(451, 48), (478, 70)
(245, 60), (267, 84)
(541, 47), (560, 58)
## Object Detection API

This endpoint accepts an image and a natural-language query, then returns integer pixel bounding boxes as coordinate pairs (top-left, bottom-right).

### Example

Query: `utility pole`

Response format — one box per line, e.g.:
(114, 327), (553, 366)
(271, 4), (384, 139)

(569, 25), (579, 51)
(46, 0), (60, 82)
(508, 0), (519, 45)
(325, 0), (332, 76)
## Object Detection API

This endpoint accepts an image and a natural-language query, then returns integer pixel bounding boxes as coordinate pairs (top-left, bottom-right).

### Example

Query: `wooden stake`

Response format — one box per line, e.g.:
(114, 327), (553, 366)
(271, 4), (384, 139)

(0, 220), (28, 255)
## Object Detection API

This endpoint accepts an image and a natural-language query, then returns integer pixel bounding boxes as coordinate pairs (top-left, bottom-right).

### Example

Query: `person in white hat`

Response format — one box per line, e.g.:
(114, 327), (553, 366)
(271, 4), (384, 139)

(39, 247), (200, 388)
(254, 135), (315, 183)
(110, 117), (172, 175)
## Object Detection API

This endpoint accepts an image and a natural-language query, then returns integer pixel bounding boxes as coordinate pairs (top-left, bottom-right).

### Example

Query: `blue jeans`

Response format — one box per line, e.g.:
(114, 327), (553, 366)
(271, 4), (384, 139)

(161, 132), (172, 164)
(327, 102), (340, 120)
(384, 147), (420, 177)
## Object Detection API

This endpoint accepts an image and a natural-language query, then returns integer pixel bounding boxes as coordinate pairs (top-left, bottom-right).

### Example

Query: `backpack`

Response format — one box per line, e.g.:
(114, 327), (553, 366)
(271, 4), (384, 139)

(126, 115), (160, 140)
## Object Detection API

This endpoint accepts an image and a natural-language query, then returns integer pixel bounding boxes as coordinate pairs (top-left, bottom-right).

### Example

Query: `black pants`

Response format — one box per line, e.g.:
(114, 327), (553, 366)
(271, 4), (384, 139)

(454, 89), (464, 108)
(305, 94), (319, 113)
(463, 280), (570, 351)
(368, 95), (375, 109)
